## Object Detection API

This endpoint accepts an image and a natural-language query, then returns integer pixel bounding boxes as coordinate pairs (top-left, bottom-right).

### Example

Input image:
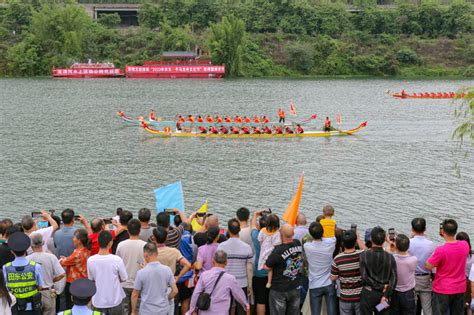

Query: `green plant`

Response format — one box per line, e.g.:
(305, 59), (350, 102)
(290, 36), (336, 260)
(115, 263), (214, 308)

(396, 48), (420, 64)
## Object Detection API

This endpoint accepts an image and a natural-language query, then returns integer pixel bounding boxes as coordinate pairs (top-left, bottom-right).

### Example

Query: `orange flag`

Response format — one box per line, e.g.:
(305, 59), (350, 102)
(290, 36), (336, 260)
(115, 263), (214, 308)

(282, 173), (304, 226)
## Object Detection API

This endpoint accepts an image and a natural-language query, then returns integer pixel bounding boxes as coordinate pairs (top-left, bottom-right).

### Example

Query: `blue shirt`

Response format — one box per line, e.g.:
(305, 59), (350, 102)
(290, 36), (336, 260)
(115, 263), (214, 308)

(304, 238), (336, 289)
(3, 256), (44, 310)
(53, 226), (77, 258)
(251, 229), (268, 277)
(408, 235), (436, 274)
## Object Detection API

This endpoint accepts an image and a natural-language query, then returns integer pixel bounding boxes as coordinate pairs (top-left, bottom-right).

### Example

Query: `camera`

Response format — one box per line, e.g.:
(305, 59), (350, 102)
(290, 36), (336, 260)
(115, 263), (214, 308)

(351, 224), (357, 233)
(388, 228), (396, 241)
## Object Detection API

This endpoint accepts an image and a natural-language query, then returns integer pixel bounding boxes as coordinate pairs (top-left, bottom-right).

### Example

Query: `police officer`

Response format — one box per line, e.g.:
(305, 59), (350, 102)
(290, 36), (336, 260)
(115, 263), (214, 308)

(2, 232), (44, 315)
(57, 279), (103, 315)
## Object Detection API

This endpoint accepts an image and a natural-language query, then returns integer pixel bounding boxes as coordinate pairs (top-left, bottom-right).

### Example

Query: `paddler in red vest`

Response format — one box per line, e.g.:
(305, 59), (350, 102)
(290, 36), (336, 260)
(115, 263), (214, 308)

(224, 116), (233, 123)
(197, 115), (205, 123)
(278, 109), (286, 123)
(149, 110), (156, 121)
(199, 126), (207, 134)
(188, 115), (195, 122)
(324, 117), (331, 132)
(207, 115), (214, 123)
(274, 126), (283, 134)
(241, 126), (250, 134)
(243, 116), (252, 123)
(220, 126), (228, 134)
(284, 126), (294, 134)
(263, 126), (272, 134)
(216, 115), (223, 123)
(210, 126), (219, 134)
(178, 115), (186, 123)
(262, 116), (270, 124)
(232, 126), (240, 134)
(296, 124), (304, 134)
(234, 116), (243, 123)
(253, 126), (261, 134)
(253, 116), (261, 123)
(401, 90), (407, 98)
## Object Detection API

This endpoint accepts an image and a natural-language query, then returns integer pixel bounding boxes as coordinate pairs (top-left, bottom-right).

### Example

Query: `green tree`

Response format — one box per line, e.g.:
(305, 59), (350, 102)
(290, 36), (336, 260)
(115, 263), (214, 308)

(7, 35), (40, 76)
(207, 16), (245, 77)
(285, 42), (314, 74)
(3, 0), (33, 34)
(452, 88), (473, 176)
(442, 3), (473, 38)
(138, 1), (164, 29)
(159, 22), (196, 51)
(98, 13), (121, 28)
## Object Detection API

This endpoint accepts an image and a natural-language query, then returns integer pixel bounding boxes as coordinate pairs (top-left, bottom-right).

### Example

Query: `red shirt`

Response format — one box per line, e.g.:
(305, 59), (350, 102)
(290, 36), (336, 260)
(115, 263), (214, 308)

(89, 230), (116, 256)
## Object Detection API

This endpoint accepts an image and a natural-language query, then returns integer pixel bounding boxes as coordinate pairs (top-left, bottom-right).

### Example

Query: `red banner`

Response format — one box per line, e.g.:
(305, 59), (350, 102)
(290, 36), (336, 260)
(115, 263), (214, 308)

(126, 65), (225, 74)
(54, 68), (121, 75)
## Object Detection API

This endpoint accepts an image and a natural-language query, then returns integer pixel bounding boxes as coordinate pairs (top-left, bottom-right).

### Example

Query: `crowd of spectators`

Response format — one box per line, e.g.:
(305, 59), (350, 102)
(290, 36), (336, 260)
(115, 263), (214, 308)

(0, 206), (473, 315)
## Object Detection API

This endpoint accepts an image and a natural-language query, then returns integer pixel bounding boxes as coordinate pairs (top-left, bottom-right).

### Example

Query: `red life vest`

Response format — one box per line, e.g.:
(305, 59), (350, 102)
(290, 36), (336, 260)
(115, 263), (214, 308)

(188, 116), (195, 122)
(149, 112), (155, 120)
(263, 117), (270, 123)
(197, 117), (204, 123)
(325, 120), (331, 128)
(244, 117), (251, 123)
(225, 117), (232, 123)
(207, 117), (214, 123)
(216, 117), (223, 123)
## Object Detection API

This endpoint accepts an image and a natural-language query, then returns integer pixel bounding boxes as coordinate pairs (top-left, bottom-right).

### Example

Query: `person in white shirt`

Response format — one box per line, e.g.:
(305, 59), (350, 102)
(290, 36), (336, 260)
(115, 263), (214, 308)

(87, 230), (128, 315)
(28, 233), (66, 315)
(0, 271), (16, 315)
(116, 219), (146, 315)
(304, 221), (337, 315)
(21, 210), (59, 254)
(236, 207), (253, 252)
(408, 218), (435, 315)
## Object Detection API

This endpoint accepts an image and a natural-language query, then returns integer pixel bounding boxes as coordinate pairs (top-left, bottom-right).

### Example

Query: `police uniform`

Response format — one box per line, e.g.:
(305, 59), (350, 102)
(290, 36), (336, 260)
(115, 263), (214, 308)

(2, 232), (44, 315)
(57, 279), (103, 315)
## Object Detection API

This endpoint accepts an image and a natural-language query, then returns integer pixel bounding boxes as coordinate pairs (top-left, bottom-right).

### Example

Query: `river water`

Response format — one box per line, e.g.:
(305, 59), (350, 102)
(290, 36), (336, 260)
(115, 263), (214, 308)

(0, 78), (472, 241)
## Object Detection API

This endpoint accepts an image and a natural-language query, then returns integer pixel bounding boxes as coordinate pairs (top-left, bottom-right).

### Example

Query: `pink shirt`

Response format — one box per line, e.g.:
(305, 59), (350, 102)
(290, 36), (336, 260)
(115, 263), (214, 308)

(427, 240), (469, 294)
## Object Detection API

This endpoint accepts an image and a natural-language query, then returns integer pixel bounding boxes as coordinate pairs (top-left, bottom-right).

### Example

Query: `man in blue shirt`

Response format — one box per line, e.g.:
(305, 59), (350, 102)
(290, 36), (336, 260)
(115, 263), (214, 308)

(3, 232), (44, 315)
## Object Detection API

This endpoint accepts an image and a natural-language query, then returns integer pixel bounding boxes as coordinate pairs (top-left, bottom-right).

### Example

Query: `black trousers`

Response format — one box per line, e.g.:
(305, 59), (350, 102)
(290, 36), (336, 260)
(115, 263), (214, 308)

(360, 287), (390, 315)
(432, 292), (464, 315)
(65, 282), (74, 309)
(11, 308), (42, 315)
(391, 289), (416, 315)
(279, 117), (285, 123)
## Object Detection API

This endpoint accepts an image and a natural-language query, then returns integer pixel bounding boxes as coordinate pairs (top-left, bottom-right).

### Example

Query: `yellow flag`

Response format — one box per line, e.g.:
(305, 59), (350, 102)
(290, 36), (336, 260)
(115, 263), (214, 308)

(282, 174), (304, 226)
(191, 200), (208, 232)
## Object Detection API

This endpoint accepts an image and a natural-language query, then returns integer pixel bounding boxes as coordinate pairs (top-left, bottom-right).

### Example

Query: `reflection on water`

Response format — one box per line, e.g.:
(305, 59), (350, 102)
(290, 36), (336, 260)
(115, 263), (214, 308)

(0, 78), (472, 243)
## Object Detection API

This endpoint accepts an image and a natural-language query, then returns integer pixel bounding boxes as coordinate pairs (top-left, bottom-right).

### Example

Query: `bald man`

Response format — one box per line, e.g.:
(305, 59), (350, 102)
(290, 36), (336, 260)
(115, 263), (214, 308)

(294, 213), (308, 242)
(265, 224), (303, 315)
(193, 215), (226, 247)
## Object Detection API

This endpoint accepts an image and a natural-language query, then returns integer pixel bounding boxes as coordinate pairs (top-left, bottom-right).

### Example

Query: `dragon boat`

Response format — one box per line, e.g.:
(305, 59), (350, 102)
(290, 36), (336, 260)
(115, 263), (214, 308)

(140, 121), (368, 138)
(388, 91), (465, 99)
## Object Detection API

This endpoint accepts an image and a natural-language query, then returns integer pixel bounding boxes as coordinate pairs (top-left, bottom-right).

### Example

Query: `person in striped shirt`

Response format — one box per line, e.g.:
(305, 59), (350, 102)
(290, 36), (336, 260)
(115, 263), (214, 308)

(331, 230), (366, 315)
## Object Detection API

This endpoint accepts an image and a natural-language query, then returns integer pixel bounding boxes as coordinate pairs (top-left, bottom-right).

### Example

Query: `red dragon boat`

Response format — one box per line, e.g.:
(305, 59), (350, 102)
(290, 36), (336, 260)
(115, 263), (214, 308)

(52, 62), (125, 78)
(125, 51), (225, 79)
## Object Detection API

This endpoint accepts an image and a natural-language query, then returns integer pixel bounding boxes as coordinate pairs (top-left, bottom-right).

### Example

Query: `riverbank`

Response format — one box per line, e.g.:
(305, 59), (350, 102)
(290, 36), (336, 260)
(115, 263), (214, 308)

(0, 2), (472, 78)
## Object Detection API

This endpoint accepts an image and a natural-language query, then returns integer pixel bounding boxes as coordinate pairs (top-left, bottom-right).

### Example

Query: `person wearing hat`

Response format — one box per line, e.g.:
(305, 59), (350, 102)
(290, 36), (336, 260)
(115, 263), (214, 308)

(2, 232), (44, 315)
(57, 279), (102, 315)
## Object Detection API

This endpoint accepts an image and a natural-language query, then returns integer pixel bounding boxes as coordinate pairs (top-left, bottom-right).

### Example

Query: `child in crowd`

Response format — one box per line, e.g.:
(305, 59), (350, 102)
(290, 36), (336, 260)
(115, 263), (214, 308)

(258, 213), (281, 289)
(320, 205), (337, 238)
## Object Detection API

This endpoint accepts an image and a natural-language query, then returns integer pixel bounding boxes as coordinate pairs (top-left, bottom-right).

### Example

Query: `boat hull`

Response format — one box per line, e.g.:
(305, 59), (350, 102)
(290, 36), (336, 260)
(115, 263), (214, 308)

(141, 122), (367, 138)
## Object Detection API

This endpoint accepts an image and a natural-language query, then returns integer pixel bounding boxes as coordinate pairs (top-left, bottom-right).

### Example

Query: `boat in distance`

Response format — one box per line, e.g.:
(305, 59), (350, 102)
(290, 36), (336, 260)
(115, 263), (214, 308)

(140, 121), (368, 138)
(388, 90), (466, 99)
